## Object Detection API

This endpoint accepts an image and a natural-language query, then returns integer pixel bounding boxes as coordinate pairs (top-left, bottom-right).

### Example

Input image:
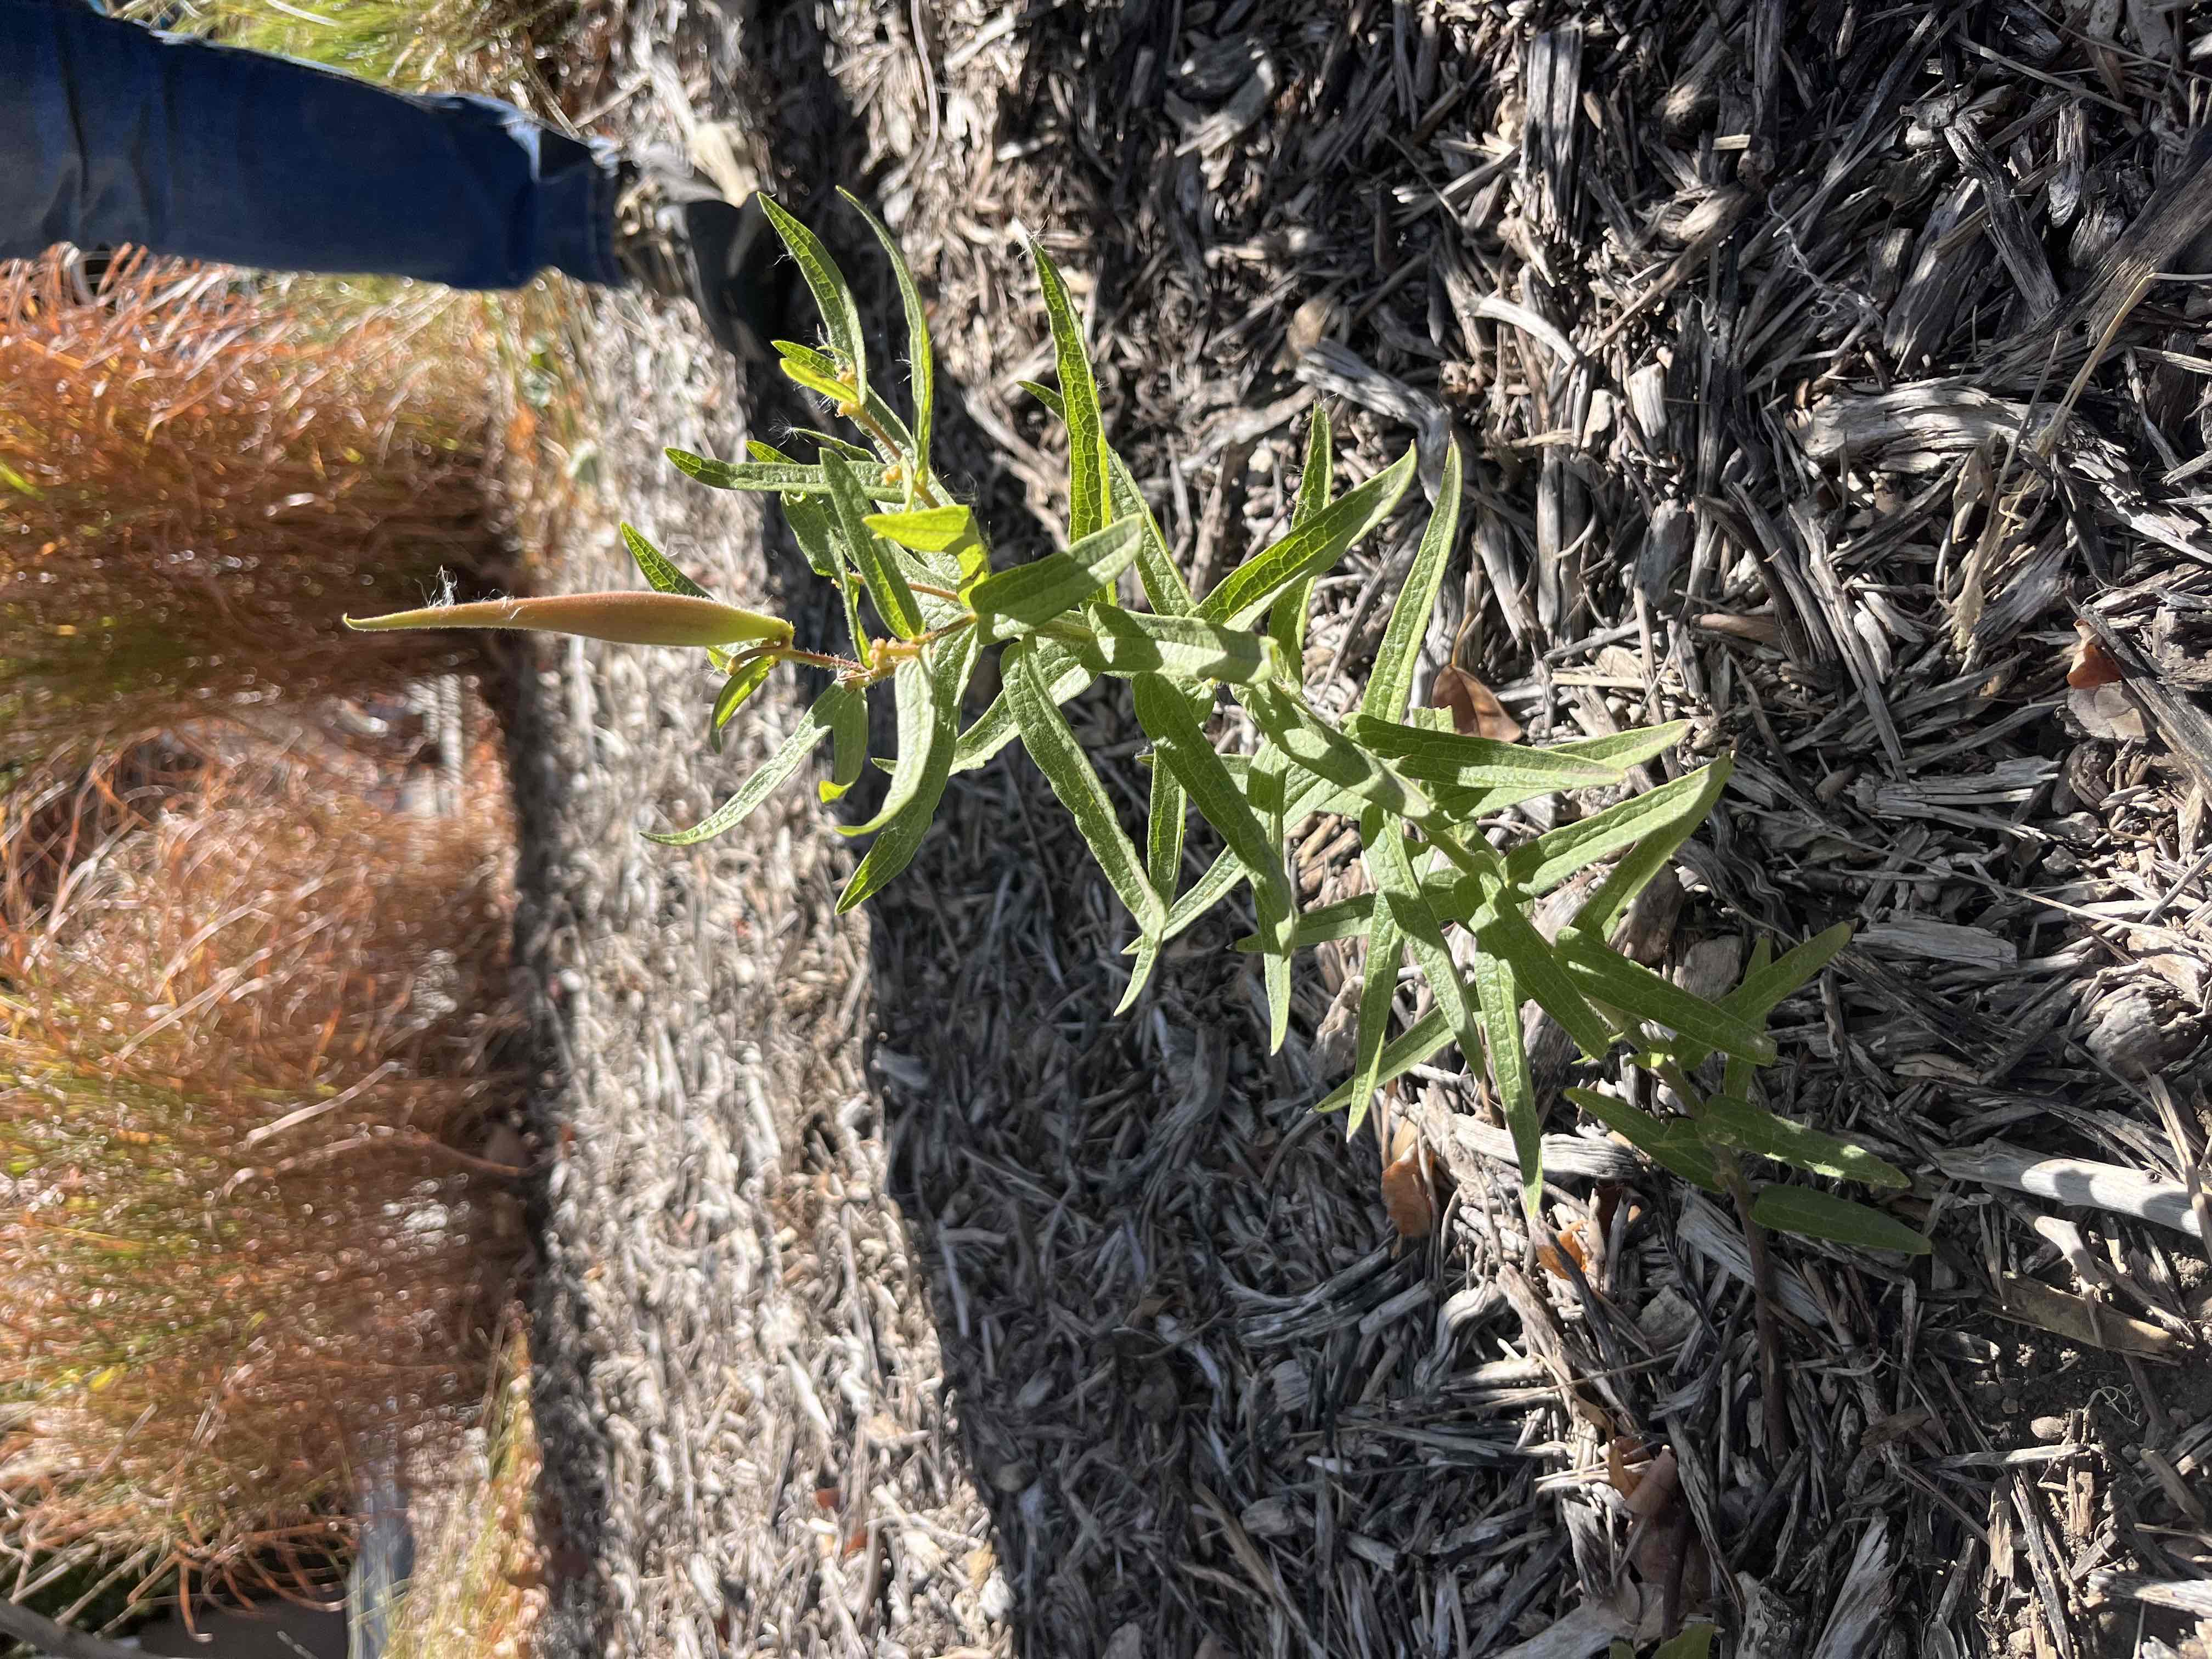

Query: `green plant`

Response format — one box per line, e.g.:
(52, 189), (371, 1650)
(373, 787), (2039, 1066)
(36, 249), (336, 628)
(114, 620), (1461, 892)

(348, 194), (1927, 1271)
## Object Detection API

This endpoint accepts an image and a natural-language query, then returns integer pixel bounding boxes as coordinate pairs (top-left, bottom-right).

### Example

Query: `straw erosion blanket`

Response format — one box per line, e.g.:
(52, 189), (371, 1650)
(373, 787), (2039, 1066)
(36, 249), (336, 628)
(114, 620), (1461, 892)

(511, 2), (2212, 1656)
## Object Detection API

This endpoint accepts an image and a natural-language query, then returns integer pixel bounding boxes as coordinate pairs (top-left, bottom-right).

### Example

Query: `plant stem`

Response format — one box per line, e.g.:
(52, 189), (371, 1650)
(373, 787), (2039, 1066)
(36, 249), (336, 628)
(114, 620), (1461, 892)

(1658, 1059), (1792, 1461)
(846, 405), (943, 508)
(781, 647), (865, 675)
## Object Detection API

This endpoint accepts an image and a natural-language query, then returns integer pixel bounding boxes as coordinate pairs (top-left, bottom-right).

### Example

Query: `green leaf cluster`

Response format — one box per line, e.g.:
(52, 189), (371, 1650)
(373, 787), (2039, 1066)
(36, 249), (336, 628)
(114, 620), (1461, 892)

(354, 194), (1922, 1259)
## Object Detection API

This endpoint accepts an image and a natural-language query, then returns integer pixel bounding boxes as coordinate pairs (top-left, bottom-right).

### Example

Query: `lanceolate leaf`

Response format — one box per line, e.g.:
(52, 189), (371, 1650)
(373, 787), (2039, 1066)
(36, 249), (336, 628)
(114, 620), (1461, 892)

(968, 519), (1143, 628)
(1133, 674), (1296, 1037)
(1470, 951), (1544, 1218)
(1006, 642), (1166, 938)
(1675, 921), (1852, 1074)
(819, 687), (869, 803)
(863, 504), (975, 555)
(1267, 406), (1336, 662)
(622, 521), (714, 601)
(777, 347), (861, 409)
(1726, 922), (1852, 1026)
(664, 449), (900, 498)
(1081, 611), (1278, 683)
(775, 342), (917, 460)
(709, 654), (778, 753)
(952, 641), (1093, 774)
(1121, 754), (1188, 1014)
(1313, 1007), (1455, 1115)
(1345, 715), (1624, 793)
(1750, 1185), (1931, 1255)
(1345, 889), (1407, 1136)
(648, 683), (857, 845)
(1031, 241), (1112, 543)
(842, 656), (936, 836)
(839, 630), (982, 910)
(1504, 764), (1724, 896)
(344, 591), (791, 651)
(1554, 930), (1778, 1064)
(1699, 1096), (1911, 1189)
(760, 196), (868, 413)
(841, 187), (934, 490)
(1364, 809), (1479, 1113)
(1198, 446), (1417, 628)
(1572, 753), (1735, 939)
(822, 452), (924, 640)
(785, 492), (869, 657)
(1362, 437), (1463, 724)
(1240, 681), (1436, 826)
(1108, 448), (1198, 617)
(1565, 1088), (1725, 1192)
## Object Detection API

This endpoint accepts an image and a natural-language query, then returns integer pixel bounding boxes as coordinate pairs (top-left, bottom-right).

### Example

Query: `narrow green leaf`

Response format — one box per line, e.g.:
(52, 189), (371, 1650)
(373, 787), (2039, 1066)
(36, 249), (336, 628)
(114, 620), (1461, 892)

(1391, 724), (1689, 822)
(1345, 888), (1406, 1136)
(1006, 642), (1165, 936)
(1728, 922), (1852, 1024)
(759, 196), (867, 413)
(840, 187), (934, 489)
(1471, 951), (1543, 1217)
(819, 686), (869, 803)
(1240, 682), (1437, 826)
(1082, 610), (1279, 683)
(1655, 1624), (1718, 1659)
(1313, 1008), (1455, 1114)
(776, 342), (918, 461)
(1750, 1185), (1931, 1255)
(1107, 448), (1198, 617)
(969, 520), (1143, 628)
(951, 641), (1092, 774)
(1133, 673), (1296, 1038)
(786, 492), (870, 656)
(1554, 721), (1688, 770)
(1678, 922), (1852, 1074)
(648, 684), (855, 845)
(621, 521), (714, 600)
(778, 352), (860, 408)
(1274, 892), (1376, 951)
(839, 630), (982, 909)
(1266, 407), (1336, 663)
(822, 452), (924, 640)
(1362, 437), (1462, 724)
(1345, 714), (1623, 793)
(864, 504), (976, 555)
(841, 656), (936, 836)
(1554, 930), (1778, 1064)
(622, 519), (734, 668)
(1198, 445), (1417, 628)
(1121, 750), (1189, 1013)
(665, 448), (851, 497)
(788, 428), (879, 465)
(1468, 895), (1618, 1062)
(1030, 241), (1111, 541)
(709, 654), (778, 753)
(1504, 764), (1724, 896)
(1020, 379), (1064, 416)
(1565, 1087), (1725, 1192)
(1363, 810), (1479, 1112)
(1699, 1096), (1911, 1189)
(1163, 844), (1247, 941)
(1573, 754), (1736, 939)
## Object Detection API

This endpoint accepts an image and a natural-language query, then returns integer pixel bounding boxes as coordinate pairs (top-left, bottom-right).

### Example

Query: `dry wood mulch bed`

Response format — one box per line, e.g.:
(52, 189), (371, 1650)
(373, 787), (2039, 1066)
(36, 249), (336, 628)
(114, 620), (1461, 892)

(515, 2), (2212, 1656)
